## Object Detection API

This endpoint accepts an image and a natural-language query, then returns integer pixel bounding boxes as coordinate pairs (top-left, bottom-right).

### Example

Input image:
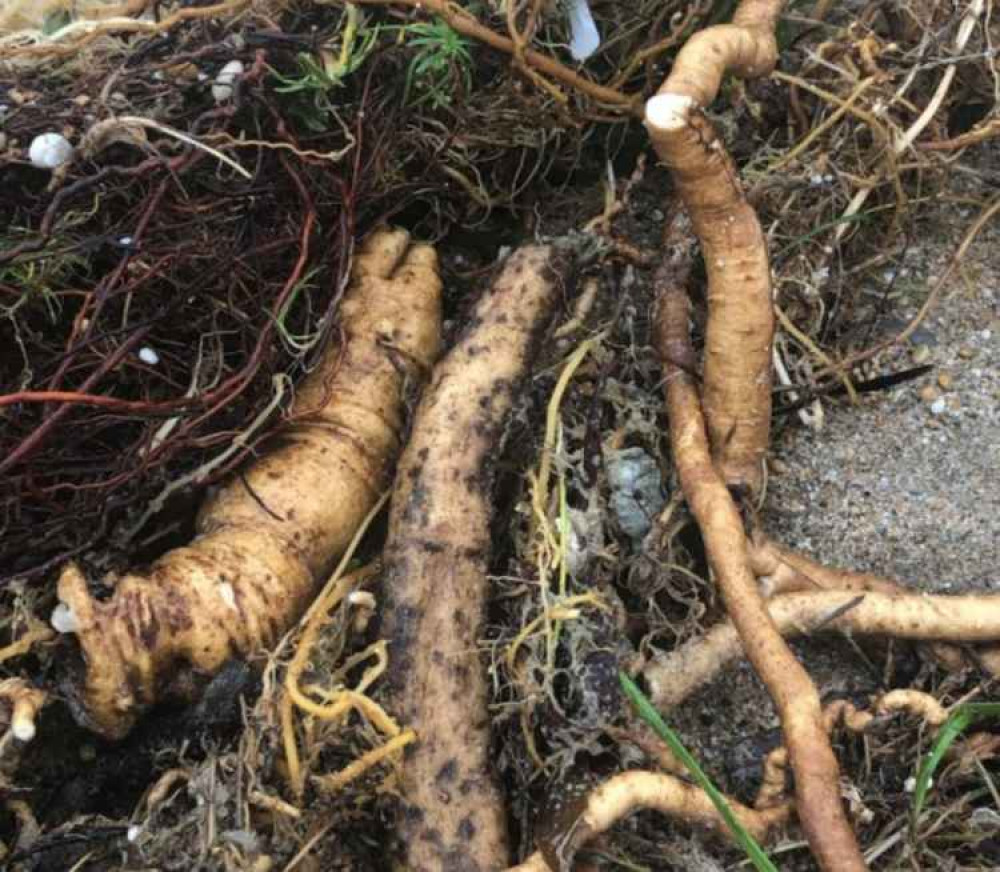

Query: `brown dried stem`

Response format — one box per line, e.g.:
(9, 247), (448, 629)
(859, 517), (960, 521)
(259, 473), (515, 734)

(351, 0), (639, 113)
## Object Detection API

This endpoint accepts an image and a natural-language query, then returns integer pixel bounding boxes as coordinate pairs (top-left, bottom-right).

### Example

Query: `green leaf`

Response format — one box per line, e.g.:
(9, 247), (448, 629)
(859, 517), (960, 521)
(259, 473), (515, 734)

(912, 702), (1000, 830)
(619, 672), (781, 872)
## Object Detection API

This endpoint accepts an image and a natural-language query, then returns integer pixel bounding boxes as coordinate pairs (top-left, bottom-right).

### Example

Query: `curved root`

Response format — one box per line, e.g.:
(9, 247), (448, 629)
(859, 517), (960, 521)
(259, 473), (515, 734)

(655, 245), (867, 870)
(644, 0), (783, 495)
(55, 228), (442, 738)
(508, 770), (791, 871)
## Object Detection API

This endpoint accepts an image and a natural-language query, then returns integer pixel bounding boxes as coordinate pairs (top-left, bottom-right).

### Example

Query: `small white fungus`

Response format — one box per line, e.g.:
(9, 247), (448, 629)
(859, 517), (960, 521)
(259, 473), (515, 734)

(138, 346), (160, 365)
(51, 602), (79, 634)
(29, 132), (74, 170)
(212, 60), (245, 103)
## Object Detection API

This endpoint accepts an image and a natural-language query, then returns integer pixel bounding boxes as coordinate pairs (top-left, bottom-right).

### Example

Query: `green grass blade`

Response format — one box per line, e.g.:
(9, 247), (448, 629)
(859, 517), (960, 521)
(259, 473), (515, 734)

(619, 673), (780, 872)
(912, 701), (1000, 828)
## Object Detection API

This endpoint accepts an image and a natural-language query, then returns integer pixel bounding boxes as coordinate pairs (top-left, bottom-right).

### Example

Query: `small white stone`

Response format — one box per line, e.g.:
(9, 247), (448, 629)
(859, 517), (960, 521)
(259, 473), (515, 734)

(51, 602), (78, 634)
(138, 346), (160, 365)
(127, 825), (142, 842)
(119, 235), (133, 246)
(212, 60), (245, 103)
(567, 0), (600, 61)
(29, 132), (74, 170)
(930, 397), (947, 416)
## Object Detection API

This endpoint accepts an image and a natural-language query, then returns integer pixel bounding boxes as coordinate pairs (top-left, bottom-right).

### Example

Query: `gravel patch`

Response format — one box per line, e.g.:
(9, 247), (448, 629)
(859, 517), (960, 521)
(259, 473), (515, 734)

(767, 216), (1000, 593)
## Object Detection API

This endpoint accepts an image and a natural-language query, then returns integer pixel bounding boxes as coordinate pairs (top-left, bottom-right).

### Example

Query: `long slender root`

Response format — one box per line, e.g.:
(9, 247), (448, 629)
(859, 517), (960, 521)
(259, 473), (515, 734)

(507, 770), (791, 871)
(655, 248), (867, 870)
(380, 243), (577, 870)
(644, 590), (1000, 710)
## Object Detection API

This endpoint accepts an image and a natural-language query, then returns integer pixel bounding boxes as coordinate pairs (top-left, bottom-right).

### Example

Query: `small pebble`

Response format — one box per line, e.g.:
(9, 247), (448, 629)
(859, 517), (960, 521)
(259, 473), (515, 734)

(937, 372), (954, 391)
(930, 397), (947, 416)
(911, 344), (931, 364)
(958, 345), (976, 359)
(138, 346), (160, 365)
(212, 59), (244, 103)
(918, 384), (939, 404)
(28, 132), (74, 170)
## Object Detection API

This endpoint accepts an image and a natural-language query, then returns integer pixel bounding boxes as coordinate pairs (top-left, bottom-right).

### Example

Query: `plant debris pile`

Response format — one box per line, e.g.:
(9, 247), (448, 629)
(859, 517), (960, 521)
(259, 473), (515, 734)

(1, 0), (999, 869)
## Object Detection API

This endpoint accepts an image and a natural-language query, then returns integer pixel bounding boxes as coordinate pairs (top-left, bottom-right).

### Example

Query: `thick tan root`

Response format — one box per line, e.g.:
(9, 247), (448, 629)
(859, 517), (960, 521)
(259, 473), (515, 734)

(656, 259), (867, 871)
(751, 537), (1000, 674)
(645, 590), (1000, 710)
(55, 228), (442, 738)
(507, 770), (791, 871)
(380, 244), (575, 870)
(644, 0), (783, 495)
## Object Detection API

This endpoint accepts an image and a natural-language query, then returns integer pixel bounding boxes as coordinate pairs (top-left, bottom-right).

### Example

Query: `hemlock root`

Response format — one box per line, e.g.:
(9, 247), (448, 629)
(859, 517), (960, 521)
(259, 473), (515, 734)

(755, 691), (949, 810)
(644, 0), (783, 496)
(0, 679), (47, 744)
(55, 228), (442, 739)
(751, 538), (1000, 674)
(507, 770), (791, 872)
(655, 235), (867, 870)
(644, 586), (1000, 711)
(380, 244), (576, 871)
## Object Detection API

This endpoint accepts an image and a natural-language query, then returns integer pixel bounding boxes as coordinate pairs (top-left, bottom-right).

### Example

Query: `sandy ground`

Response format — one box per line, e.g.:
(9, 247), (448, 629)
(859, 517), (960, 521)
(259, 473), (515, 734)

(767, 209), (999, 594)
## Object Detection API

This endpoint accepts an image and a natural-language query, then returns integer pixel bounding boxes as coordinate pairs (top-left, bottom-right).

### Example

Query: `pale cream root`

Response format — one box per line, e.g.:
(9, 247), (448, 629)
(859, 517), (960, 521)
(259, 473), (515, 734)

(56, 228), (441, 739)
(645, 590), (1000, 710)
(379, 244), (576, 871)
(507, 770), (791, 871)
(751, 537), (1000, 674)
